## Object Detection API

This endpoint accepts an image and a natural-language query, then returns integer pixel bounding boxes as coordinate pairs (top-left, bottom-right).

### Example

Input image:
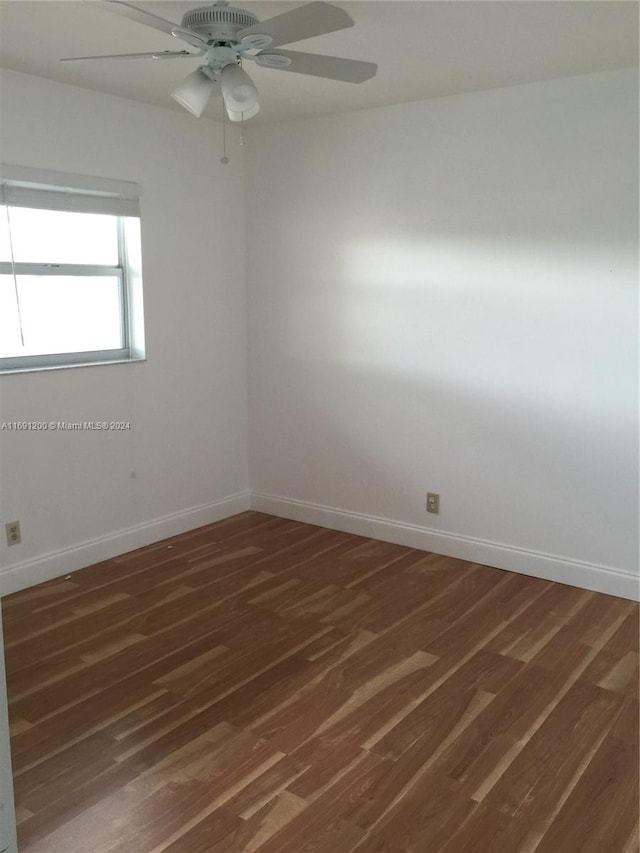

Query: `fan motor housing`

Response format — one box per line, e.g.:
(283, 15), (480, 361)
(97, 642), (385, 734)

(181, 4), (259, 41)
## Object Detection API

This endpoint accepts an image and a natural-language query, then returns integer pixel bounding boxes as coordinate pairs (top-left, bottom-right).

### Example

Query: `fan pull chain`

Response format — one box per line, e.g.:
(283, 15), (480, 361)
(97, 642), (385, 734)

(2, 194), (25, 346)
(239, 114), (247, 146)
(220, 97), (229, 165)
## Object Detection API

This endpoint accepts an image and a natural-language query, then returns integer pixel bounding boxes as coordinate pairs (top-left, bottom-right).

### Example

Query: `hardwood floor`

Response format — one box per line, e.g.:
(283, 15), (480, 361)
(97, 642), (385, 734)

(2, 511), (638, 852)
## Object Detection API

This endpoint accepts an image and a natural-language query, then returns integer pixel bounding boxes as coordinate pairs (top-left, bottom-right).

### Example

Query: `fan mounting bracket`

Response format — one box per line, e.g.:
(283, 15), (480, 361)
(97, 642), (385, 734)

(180, 3), (259, 42)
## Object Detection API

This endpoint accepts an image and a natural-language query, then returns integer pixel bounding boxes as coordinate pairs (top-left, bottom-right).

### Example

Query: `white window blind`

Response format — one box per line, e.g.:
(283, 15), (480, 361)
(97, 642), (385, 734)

(0, 164), (140, 217)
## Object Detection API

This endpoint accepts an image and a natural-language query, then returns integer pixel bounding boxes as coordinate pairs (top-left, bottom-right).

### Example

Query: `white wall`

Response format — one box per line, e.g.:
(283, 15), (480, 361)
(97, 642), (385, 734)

(246, 69), (639, 599)
(0, 70), (250, 594)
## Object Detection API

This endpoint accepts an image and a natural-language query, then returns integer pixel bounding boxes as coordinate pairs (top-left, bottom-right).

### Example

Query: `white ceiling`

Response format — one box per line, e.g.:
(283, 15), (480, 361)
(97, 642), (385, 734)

(0, 1), (637, 124)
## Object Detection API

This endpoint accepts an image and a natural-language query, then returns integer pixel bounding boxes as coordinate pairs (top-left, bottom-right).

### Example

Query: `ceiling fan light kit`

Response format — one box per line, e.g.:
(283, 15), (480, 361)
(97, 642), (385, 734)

(225, 102), (260, 122)
(170, 67), (217, 117)
(61, 0), (377, 156)
(220, 63), (259, 114)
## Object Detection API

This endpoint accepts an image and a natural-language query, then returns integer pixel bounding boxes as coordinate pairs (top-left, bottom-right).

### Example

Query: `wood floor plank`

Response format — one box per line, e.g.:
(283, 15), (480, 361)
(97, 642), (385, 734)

(426, 656), (593, 798)
(315, 662), (436, 751)
(533, 698), (639, 853)
(485, 582), (590, 661)
(9, 676), (169, 773)
(249, 752), (384, 853)
(3, 511), (637, 853)
(371, 650), (522, 761)
(10, 632), (228, 722)
(15, 755), (151, 848)
(481, 681), (624, 815)
(158, 807), (244, 853)
(361, 777), (477, 853)
(103, 745), (285, 853)
(286, 737), (365, 801)
(14, 731), (117, 813)
(4, 581), (193, 661)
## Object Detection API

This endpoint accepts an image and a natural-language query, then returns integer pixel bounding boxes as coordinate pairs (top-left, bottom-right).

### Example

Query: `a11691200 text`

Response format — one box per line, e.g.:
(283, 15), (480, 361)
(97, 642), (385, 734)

(1, 421), (132, 431)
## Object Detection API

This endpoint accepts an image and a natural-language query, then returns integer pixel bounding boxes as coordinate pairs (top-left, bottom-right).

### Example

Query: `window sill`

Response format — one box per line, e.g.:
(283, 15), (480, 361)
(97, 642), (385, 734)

(0, 356), (146, 375)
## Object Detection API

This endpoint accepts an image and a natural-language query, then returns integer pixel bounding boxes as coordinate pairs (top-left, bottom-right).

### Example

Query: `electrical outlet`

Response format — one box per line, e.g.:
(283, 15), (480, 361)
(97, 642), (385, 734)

(5, 521), (21, 546)
(426, 493), (440, 514)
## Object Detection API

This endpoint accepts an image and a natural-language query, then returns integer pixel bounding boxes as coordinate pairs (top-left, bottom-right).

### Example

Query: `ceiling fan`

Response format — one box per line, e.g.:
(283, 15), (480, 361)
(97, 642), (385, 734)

(61, 0), (377, 122)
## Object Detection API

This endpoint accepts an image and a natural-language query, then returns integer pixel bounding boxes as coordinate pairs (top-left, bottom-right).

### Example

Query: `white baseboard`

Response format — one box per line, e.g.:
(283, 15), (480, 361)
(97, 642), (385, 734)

(0, 491), (251, 597)
(250, 492), (640, 602)
(3, 490), (637, 602)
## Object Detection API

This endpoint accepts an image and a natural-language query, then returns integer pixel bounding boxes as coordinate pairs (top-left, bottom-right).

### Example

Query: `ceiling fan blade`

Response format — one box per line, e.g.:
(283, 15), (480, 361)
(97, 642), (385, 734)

(256, 49), (377, 83)
(61, 50), (197, 61)
(238, 2), (353, 49)
(170, 27), (208, 50)
(101, 1), (180, 37)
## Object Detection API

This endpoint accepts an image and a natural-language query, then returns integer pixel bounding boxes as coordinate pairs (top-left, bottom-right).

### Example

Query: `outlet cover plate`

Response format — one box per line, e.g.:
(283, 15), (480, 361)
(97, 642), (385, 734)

(426, 493), (440, 514)
(5, 521), (21, 546)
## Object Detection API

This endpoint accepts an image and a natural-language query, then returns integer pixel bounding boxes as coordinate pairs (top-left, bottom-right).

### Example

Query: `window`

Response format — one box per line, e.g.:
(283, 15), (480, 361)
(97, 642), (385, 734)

(0, 165), (145, 372)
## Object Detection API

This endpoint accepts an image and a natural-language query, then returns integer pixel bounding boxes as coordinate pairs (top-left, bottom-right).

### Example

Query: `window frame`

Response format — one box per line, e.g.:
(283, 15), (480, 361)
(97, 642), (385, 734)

(0, 165), (145, 374)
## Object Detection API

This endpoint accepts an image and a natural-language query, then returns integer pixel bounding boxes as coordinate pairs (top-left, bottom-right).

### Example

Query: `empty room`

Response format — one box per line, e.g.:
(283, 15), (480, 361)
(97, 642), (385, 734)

(0, 1), (638, 851)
